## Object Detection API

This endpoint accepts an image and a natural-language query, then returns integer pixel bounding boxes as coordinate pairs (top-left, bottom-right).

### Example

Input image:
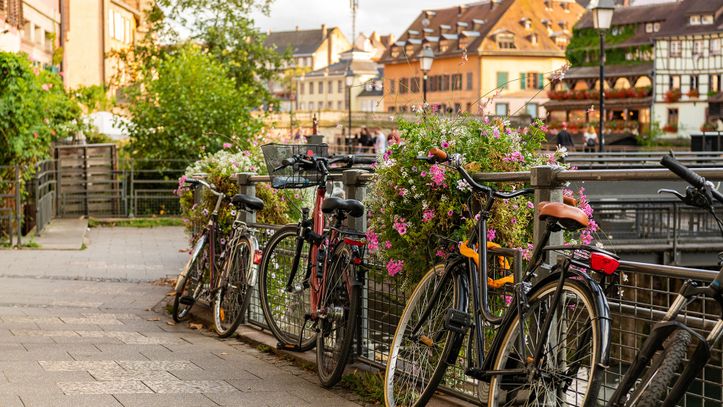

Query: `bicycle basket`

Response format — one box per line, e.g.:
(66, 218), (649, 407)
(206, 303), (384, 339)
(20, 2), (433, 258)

(261, 143), (329, 189)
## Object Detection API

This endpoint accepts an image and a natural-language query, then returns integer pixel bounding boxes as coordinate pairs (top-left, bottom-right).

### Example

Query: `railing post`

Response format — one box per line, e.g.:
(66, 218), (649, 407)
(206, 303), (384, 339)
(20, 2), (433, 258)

(129, 160), (135, 218)
(34, 169), (40, 236)
(15, 165), (22, 247)
(531, 166), (563, 263)
(236, 173), (257, 225)
(342, 169), (369, 360)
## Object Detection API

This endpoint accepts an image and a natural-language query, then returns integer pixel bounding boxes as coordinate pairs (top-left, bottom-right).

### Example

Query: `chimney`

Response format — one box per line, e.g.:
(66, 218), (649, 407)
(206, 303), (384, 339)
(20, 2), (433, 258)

(491, 0), (502, 9)
(327, 26), (333, 66)
(321, 24), (328, 38)
(458, 5), (467, 16)
(295, 25), (299, 31)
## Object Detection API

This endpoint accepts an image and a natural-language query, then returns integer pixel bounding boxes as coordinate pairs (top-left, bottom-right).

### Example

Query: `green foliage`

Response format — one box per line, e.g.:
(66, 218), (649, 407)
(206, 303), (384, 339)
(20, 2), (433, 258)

(123, 45), (264, 162)
(366, 115), (565, 286)
(88, 217), (185, 228)
(340, 371), (384, 404)
(0, 52), (83, 175)
(566, 26), (651, 67)
(70, 85), (115, 113)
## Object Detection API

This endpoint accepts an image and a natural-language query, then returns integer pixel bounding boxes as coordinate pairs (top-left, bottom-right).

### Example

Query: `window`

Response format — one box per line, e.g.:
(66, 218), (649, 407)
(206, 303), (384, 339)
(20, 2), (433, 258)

(690, 15), (701, 25)
(451, 74), (463, 91)
(388, 106), (396, 113)
(22, 22), (32, 42)
(529, 33), (538, 45)
(300, 83), (305, 95)
(645, 23), (653, 33)
(495, 103), (509, 116)
(670, 41), (681, 57)
(327, 101), (333, 110)
(555, 36), (568, 47)
(309, 81), (314, 95)
(669, 75), (681, 90)
(653, 22), (660, 32)
(710, 74), (720, 93)
(690, 75), (699, 91)
(497, 34), (515, 49)
(338, 80), (342, 93)
(711, 38), (721, 55)
(411, 78), (420, 93)
(454, 103), (461, 113)
(389, 79), (395, 94)
(466, 102), (472, 112)
(668, 108), (679, 126)
(299, 102), (305, 111)
(520, 72), (544, 90)
(399, 78), (409, 94)
(496, 72), (509, 89)
(526, 103), (538, 118)
(466, 72), (473, 90)
(693, 40), (704, 55)
(702, 15), (714, 25)
(34, 25), (42, 45)
(441, 75), (450, 91)
(318, 81), (323, 94)
(309, 102), (314, 110)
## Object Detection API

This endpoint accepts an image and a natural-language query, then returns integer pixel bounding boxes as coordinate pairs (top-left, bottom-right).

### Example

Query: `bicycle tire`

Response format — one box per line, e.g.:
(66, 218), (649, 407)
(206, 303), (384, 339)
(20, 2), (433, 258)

(384, 263), (464, 407)
(488, 279), (604, 407)
(258, 224), (317, 351)
(172, 237), (208, 322)
(316, 243), (360, 387)
(624, 329), (692, 407)
(213, 236), (253, 338)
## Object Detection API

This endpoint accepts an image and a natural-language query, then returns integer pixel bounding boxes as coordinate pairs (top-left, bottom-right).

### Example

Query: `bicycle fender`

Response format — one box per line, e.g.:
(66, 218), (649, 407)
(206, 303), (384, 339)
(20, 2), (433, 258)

(244, 235), (260, 287)
(175, 234), (207, 293)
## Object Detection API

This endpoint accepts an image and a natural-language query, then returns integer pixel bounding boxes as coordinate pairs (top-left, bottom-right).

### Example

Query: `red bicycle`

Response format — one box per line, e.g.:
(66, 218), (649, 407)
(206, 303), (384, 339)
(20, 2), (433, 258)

(258, 144), (374, 387)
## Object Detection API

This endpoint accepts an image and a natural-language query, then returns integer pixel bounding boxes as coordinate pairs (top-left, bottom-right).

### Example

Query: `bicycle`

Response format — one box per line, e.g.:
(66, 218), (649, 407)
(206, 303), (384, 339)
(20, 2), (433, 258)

(607, 155), (723, 407)
(172, 178), (265, 338)
(385, 148), (619, 407)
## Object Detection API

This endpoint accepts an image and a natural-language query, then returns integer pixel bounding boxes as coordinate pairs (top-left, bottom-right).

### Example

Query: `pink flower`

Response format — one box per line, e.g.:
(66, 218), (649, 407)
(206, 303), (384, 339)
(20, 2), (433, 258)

(447, 210), (454, 217)
(393, 217), (409, 235)
(527, 201), (534, 209)
(422, 209), (435, 223)
(41, 83), (52, 91)
(487, 228), (496, 241)
(384, 240), (392, 249)
(511, 217), (517, 224)
(541, 125), (549, 132)
(493, 127), (500, 139)
(441, 140), (450, 148)
(386, 259), (404, 277)
(580, 230), (593, 245)
(435, 249), (448, 259)
(223, 143), (232, 149)
(484, 116), (490, 124)
(521, 243), (534, 261)
(420, 171), (427, 177)
(547, 153), (557, 164)
(429, 164), (446, 187)
(503, 295), (513, 306)
(502, 151), (524, 163)
(397, 187), (408, 197)
(365, 230), (379, 251)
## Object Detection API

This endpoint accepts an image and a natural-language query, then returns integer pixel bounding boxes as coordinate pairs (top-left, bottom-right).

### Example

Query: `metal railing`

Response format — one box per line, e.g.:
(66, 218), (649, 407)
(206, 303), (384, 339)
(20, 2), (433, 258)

(0, 165), (22, 246)
(226, 167), (723, 404)
(563, 151), (723, 170)
(33, 160), (56, 234)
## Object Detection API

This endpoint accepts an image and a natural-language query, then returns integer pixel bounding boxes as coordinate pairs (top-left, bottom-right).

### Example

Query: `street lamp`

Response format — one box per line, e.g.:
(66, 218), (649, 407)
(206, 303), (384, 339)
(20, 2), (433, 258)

(591, 0), (615, 152)
(419, 47), (434, 106)
(346, 69), (354, 151)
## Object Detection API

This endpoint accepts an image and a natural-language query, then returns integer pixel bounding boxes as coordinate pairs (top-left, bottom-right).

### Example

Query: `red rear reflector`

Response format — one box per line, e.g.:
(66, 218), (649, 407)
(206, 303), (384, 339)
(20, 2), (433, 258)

(307, 149), (315, 156)
(352, 257), (363, 265)
(344, 238), (366, 247)
(590, 252), (619, 275)
(253, 250), (263, 265)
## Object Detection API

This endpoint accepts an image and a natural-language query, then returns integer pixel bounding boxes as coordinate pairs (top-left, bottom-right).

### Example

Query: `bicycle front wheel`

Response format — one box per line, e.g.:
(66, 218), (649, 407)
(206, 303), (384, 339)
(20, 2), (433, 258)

(384, 264), (463, 407)
(214, 236), (254, 338)
(488, 279), (604, 407)
(316, 244), (360, 387)
(172, 237), (208, 322)
(258, 225), (316, 351)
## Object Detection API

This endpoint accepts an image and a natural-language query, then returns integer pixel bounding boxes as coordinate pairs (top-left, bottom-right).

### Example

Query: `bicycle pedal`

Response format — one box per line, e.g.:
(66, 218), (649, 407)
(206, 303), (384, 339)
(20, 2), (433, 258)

(443, 308), (471, 334)
(179, 296), (196, 306)
(277, 342), (302, 352)
(465, 367), (487, 380)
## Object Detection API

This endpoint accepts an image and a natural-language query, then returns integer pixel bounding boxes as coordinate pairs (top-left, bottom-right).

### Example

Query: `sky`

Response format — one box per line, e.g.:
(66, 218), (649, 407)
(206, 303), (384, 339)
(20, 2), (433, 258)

(251, 0), (675, 41)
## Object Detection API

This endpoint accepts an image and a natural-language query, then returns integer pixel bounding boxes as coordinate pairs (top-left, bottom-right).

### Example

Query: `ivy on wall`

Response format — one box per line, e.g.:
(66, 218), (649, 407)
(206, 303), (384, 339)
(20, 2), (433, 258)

(566, 25), (651, 67)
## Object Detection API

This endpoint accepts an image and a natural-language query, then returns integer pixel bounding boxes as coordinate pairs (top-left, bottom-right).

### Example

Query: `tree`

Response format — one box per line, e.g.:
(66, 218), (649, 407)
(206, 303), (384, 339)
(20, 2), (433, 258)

(124, 45), (264, 162)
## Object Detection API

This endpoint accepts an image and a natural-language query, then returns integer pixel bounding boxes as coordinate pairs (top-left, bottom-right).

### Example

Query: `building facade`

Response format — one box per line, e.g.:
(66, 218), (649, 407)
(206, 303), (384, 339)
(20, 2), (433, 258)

(0, 0), (60, 70)
(653, 0), (723, 136)
(61, 0), (150, 89)
(264, 25), (351, 111)
(381, 0), (585, 117)
(296, 49), (380, 113)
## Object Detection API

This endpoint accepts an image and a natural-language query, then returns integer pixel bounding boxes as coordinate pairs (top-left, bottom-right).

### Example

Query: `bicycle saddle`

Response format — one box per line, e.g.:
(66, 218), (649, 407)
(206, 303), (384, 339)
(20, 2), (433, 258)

(231, 194), (264, 211)
(538, 201), (589, 231)
(321, 197), (365, 218)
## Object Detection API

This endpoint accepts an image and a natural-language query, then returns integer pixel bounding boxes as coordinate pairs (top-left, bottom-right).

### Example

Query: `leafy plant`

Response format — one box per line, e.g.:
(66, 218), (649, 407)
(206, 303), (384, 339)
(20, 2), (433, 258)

(663, 123), (678, 133)
(687, 88), (700, 98)
(665, 88), (682, 103)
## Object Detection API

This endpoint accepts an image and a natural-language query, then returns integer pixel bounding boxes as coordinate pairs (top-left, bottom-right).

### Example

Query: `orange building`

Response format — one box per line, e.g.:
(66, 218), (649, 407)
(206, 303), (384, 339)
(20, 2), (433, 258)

(381, 0), (584, 118)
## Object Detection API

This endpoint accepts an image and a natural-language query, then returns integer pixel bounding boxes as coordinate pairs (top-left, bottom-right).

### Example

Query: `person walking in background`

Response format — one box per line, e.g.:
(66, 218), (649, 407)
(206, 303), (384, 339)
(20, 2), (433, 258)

(374, 128), (387, 156)
(582, 125), (598, 153)
(556, 122), (575, 151)
(359, 127), (371, 152)
(387, 128), (401, 146)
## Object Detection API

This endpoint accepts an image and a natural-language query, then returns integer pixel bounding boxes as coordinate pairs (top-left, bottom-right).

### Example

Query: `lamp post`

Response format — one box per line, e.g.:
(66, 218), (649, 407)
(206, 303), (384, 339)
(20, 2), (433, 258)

(419, 47), (434, 106)
(346, 69), (354, 152)
(591, 0), (615, 152)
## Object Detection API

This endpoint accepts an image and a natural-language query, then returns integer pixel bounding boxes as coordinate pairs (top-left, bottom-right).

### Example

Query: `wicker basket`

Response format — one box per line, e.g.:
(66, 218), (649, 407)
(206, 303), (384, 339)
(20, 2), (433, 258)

(261, 143), (329, 189)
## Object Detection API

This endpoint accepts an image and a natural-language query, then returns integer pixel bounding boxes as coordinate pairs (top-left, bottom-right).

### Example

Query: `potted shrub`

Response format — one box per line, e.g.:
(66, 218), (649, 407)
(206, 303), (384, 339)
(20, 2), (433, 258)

(687, 88), (700, 98)
(701, 121), (717, 132)
(665, 88), (682, 103)
(662, 123), (678, 133)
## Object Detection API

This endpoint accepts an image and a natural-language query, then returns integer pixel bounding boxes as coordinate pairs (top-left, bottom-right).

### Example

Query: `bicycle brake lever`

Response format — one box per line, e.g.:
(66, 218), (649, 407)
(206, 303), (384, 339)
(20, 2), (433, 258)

(657, 188), (685, 200)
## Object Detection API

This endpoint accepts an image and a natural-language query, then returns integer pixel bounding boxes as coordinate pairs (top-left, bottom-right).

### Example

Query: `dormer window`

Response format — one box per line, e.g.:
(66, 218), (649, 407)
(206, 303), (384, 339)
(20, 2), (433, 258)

(405, 44), (415, 56)
(702, 15), (714, 25)
(520, 18), (531, 30)
(561, 2), (569, 12)
(544, 0), (552, 11)
(654, 22), (661, 32)
(645, 23), (653, 33)
(440, 24), (451, 33)
(496, 33), (516, 49)
(558, 21), (568, 30)
(555, 35), (568, 47)
(528, 33), (538, 45)
(472, 19), (485, 31)
(690, 15), (701, 25)
(439, 39), (449, 53)
(391, 46), (400, 58)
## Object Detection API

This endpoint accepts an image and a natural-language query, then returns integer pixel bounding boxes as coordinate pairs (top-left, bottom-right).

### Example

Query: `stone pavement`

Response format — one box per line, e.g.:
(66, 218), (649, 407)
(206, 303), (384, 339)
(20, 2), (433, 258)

(0, 226), (363, 407)
(32, 218), (88, 250)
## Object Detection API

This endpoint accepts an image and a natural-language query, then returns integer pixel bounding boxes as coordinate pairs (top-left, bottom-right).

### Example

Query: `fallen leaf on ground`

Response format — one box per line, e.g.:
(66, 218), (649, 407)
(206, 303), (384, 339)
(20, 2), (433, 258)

(189, 322), (203, 330)
(166, 321), (176, 326)
(146, 317), (160, 321)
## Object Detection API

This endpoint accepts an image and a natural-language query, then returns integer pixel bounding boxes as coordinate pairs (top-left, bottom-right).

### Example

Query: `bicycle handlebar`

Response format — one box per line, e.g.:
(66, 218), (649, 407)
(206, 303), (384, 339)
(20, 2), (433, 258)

(660, 155), (723, 204)
(274, 154), (376, 173)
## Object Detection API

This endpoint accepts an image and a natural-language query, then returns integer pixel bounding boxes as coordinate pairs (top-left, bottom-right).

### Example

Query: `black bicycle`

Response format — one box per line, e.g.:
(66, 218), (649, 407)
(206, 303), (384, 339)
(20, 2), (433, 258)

(385, 148), (619, 407)
(608, 155), (723, 407)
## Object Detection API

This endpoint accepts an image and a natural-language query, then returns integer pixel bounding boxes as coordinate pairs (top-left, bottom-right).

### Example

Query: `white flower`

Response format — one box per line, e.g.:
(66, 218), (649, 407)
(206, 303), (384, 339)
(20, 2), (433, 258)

(457, 179), (472, 192)
(595, 241), (605, 249)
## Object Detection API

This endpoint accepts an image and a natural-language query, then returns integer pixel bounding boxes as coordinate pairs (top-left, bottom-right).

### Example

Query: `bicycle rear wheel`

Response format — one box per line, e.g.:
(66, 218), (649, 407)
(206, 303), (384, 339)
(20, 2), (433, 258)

(214, 236), (253, 338)
(488, 279), (603, 407)
(316, 244), (360, 387)
(258, 225), (316, 351)
(173, 237), (208, 322)
(623, 329), (692, 407)
(384, 264), (464, 407)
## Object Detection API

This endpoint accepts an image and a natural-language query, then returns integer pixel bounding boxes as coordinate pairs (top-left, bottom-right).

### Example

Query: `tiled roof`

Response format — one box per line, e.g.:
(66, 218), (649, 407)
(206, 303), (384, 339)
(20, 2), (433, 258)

(575, 2), (677, 29)
(654, 0), (723, 38)
(305, 58), (379, 78)
(264, 28), (329, 55)
(562, 62), (653, 79)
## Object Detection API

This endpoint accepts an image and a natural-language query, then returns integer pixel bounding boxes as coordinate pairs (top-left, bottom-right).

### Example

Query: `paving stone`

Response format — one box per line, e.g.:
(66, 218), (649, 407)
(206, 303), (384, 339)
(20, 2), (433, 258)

(0, 394), (23, 407)
(81, 313), (141, 320)
(40, 360), (121, 372)
(116, 360), (199, 371)
(12, 329), (79, 337)
(143, 379), (238, 394)
(113, 393), (219, 407)
(19, 394), (123, 407)
(60, 317), (123, 325)
(57, 380), (153, 395)
(205, 390), (314, 407)
(89, 368), (178, 381)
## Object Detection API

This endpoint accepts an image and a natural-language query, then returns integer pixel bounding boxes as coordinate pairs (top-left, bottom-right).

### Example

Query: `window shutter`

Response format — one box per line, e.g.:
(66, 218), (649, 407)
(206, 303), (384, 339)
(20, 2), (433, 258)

(537, 73), (544, 89)
(520, 72), (527, 90)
